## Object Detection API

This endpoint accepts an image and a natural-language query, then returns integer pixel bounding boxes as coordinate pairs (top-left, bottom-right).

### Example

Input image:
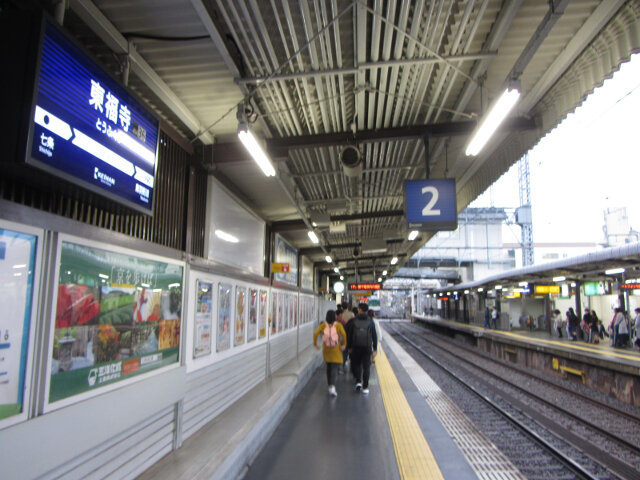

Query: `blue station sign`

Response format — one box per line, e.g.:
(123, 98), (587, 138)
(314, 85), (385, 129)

(404, 179), (457, 231)
(26, 20), (159, 214)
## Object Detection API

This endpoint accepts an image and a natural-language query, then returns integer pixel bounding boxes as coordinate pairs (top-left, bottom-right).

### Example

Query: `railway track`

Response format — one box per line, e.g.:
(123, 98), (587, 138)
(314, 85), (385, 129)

(385, 321), (640, 480)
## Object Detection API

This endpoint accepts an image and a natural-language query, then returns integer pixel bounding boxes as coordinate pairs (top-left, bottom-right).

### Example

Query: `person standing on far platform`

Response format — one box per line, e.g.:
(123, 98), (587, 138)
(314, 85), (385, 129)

(484, 307), (491, 329)
(582, 308), (593, 342)
(566, 308), (579, 340)
(613, 308), (630, 348)
(346, 303), (378, 395)
(491, 307), (498, 329)
(313, 310), (347, 397)
(633, 308), (640, 351)
(552, 309), (563, 338)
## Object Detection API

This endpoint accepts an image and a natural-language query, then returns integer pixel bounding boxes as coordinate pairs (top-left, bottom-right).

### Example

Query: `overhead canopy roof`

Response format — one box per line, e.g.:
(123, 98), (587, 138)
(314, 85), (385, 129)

(57, 0), (640, 280)
(431, 242), (640, 292)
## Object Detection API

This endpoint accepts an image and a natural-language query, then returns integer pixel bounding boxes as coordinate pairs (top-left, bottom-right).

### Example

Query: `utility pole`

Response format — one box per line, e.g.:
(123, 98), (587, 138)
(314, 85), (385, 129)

(517, 154), (534, 266)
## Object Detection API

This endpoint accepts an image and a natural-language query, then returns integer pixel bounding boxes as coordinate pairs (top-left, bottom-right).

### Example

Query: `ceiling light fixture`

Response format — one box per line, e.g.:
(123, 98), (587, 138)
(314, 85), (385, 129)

(378, 277), (382, 282)
(307, 230), (319, 244)
(605, 267), (625, 275)
(237, 122), (276, 176)
(390, 256), (398, 265)
(553, 276), (566, 282)
(408, 230), (419, 241)
(325, 255), (332, 263)
(382, 270), (387, 276)
(466, 81), (521, 156)
(334, 267), (339, 273)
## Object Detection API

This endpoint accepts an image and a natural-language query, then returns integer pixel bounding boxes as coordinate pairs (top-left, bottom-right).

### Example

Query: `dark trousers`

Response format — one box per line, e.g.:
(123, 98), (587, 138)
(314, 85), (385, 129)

(350, 348), (372, 388)
(326, 362), (339, 386)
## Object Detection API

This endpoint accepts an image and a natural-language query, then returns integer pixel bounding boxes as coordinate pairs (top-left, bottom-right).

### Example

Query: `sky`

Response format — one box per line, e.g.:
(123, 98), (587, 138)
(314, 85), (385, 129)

(470, 53), (640, 244)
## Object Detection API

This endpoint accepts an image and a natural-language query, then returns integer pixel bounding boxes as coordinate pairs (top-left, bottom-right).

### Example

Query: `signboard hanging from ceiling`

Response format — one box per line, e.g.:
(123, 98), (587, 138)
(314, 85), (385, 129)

(349, 283), (382, 291)
(25, 19), (159, 214)
(404, 179), (457, 231)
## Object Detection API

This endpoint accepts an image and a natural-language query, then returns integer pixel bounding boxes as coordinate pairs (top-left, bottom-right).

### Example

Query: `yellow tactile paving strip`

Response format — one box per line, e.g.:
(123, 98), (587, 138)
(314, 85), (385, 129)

(376, 345), (445, 480)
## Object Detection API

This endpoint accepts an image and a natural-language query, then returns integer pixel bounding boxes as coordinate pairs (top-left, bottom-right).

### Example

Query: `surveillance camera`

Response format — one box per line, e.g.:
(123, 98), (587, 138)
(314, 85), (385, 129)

(353, 246), (360, 257)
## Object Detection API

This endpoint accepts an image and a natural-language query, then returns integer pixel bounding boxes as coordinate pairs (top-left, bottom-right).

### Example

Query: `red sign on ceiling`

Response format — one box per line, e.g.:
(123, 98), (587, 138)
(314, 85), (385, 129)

(348, 283), (382, 291)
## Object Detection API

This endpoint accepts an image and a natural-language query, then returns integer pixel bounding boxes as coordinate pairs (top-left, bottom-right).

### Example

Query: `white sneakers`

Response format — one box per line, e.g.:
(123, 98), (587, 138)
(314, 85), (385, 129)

(355, 382), (362, 391)
(362, 388), (369, 395)
(328, 385), (337, 397)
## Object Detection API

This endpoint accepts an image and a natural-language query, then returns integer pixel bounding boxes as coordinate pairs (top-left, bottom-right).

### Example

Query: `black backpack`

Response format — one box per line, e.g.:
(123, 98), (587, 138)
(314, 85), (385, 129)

(352, 317), (372, 348)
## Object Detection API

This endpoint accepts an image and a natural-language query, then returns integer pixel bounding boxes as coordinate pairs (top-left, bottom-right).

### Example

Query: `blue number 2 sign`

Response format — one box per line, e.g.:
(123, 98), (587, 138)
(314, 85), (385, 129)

(404, 179), (458, 231)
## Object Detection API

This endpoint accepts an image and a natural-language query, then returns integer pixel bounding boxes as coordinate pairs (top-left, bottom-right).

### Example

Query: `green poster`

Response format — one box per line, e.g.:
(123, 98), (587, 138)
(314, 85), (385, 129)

(49, 241), (183, 403)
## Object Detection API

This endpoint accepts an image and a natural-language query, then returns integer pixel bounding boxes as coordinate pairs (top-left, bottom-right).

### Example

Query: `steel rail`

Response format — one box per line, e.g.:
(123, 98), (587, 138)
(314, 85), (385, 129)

(386, 323), (607, 480)
(392, 322), (640, 480)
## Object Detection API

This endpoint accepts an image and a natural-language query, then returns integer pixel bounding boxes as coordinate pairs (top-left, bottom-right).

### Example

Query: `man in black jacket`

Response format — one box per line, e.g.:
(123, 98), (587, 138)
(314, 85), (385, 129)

(346, 302), (378, 395)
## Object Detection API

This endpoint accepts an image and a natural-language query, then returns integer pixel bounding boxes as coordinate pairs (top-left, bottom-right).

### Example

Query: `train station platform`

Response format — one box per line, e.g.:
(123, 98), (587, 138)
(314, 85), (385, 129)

(139, 323), (524, 479)
(412, 314), (640, 406)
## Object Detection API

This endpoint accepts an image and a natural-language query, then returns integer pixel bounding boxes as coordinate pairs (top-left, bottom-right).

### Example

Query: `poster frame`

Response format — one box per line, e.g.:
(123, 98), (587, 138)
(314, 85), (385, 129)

(0, 219), (44, 429)
(184, 270), (269, 373)
(193, 278), (213, 358)
(43, 233), (185, 412)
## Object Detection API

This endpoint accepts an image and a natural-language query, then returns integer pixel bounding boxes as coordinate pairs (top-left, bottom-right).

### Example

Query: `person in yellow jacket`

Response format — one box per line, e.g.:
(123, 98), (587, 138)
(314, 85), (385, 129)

(313, 310), (347, 397)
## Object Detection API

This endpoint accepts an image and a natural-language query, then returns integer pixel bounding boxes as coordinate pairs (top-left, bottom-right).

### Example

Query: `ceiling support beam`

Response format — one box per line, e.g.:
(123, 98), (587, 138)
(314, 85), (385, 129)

(236, 53), (497, 84)
(69, 0), (214, 145)
(272, 210), (405, 232)
(266, 117), (535, 153)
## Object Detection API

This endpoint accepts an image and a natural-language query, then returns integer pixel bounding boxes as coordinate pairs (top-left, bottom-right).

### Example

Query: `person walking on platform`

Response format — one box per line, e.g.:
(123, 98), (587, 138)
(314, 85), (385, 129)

(342, 302), (354, 323)
(633, 308), (640, 351)
(491, 307), (498, 329)
(484, 307), (490, 329)
(313, 310), (347, 397)
(346, 303), (378, 395)
(552, 309), (563, 338)
(336, 307), (348, 373)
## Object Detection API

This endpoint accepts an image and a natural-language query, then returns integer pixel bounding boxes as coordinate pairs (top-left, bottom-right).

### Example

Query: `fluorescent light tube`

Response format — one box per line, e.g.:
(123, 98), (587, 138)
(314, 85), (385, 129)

(466, 86), (520, 156)
(237, 124), (276, 176)
(553, 276), (566, 282)
(605, 267), (625, 275)
(307, 230), (319, 244)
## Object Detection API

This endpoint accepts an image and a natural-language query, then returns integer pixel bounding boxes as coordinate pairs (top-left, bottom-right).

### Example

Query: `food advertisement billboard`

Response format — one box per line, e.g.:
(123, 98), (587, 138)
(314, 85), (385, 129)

(47, 240), (183, 405)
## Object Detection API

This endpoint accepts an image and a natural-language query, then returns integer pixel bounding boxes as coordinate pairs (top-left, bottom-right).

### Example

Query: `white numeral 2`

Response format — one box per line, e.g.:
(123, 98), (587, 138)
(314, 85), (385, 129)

(421, 186), (440, 216)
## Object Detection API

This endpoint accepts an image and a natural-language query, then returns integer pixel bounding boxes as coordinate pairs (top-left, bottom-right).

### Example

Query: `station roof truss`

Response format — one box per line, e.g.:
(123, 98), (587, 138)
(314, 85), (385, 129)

(56, 0), (640, 281)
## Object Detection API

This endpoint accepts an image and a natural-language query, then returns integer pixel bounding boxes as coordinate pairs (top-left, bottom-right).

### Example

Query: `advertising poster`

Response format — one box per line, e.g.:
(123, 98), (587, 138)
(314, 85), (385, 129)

(193, 280), (213, 358)
(271, 291), (278, 334)
(247, 289), (257, 343)
(274, 235), (298, 286)
(234, 287), (246, 346)
(48, 241), (182, 404)
(217, 284), (232, 352)
(0, 227), (37, 421)
(258, 290), (267, 338)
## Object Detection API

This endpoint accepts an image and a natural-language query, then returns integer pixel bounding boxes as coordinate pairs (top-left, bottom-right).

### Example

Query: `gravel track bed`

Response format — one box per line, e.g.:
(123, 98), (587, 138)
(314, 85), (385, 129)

(385, 322), (637, 479)
(400, 327), (640, 464)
